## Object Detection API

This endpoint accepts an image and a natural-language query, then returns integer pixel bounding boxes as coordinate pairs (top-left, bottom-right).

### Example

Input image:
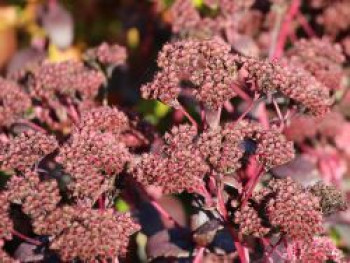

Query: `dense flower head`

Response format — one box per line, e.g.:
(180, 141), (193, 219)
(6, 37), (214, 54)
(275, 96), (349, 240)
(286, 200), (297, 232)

(265, 178), (323, 241)
(57, 129), (131, 200)
(235, 55), (332, 116)
(163, 124), (198, 150)
(286, 38), (345, 89)
(0, 131), (58, 172)
(6, 171), (61, 219)
(234, 203), (270, 237)
(28, 60), (105, 100)
(316, 1), (350, 36)
(0, 77), (32, 128)
(85, 42), (127, 67)
(32, 206), (75, 236)
(0, 193), (13, 241)
(169, 0), (254, 40)
(47, 208), (139, 261)
(75, 106), (130, 136)
(308, 182), (348, 216)
(289, 236), (344, 263)
(142, 38), (237, 110)
(169, 0), (201, 36)
(198, 127), (243, 174)
(131, 124), (209, 194)
(77, 106), (154, 149)
(224, 121), (295, 169)
(131, 150), (209, 195)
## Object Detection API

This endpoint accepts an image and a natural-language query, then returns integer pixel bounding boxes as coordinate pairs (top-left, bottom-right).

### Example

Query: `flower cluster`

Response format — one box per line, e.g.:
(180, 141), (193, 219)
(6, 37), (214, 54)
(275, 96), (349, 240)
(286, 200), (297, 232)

(85, 42), (127, 67)
(132, 121), (294, 194)
(0, 107), (140, 261)
(289, 237), (344, 263)
(286, 38), (345, 89)
(0, 131), (58, 172)
(264, 178), (323, 241)
(234, 203), (270, 238)
(315, 0), (350, 37)
(58, 108), (131, 201)
(27, 60), (105, 101)
(6, 171), (61, 219)
(235, 55), (332, 115)
(142, 38), (237, 109)
(169, 0), (255, 42)
(48, 208), (139, 261)
(0, 78), (31, 128)
(143, 37), (333, 116)
(0, 192), (13, 241)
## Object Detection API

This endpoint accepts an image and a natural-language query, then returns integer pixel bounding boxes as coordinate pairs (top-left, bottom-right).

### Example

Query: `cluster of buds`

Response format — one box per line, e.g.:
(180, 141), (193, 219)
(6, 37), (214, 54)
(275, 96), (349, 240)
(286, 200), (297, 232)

(0, 192), (13, 241)
(142, 38), (237, 110)
(235, 55), (332, 116)
(131, 121), (294, 195)
(289, 236), (344, 262)
(6, 171), (61, 219)
(57, 107), (132, 201)
(232, 178), (347, 243)
(47, 208), (139, 261)
(85, 42), (127, 68)
(286, 38), (345, 90)
(0, 78), (32, 128)
(234, 203), (270, 238)
(143, 37), (333, 116)
(0, 131), (58, 172)
(27, 60), (105, 101)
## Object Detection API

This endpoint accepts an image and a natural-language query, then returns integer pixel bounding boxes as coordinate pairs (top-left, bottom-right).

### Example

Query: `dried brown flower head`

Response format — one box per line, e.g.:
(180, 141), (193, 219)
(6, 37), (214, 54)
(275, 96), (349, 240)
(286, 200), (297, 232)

(308, 182), (348, 216)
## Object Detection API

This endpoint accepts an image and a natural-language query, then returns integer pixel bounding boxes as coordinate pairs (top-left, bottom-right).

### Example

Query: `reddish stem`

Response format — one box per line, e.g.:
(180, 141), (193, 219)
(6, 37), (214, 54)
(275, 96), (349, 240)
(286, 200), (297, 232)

(224, 101), (235, 114)
(98, 195), (105, 210)
(177, 103), (198, 130)
(296, 11), (316, 37)
(273, 0), (301, 59)
(256, 103), (270, 129)
(150, 200), (182, 228)
(11, 230), (42, 246)
(241, 163), (264, 207)
(232, 93), (260, 128)
(217, 183), (228, 220)
(16, 120), (47, 134)
(228, 226), (248, 263)
(231, 83), (253, 103)
(193, 247), (205, 263)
